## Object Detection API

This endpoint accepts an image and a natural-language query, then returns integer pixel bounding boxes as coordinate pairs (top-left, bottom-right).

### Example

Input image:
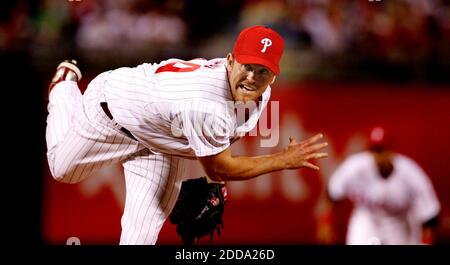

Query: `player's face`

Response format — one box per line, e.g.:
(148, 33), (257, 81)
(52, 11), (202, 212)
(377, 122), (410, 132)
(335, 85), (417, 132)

(226, 53), (276, 103)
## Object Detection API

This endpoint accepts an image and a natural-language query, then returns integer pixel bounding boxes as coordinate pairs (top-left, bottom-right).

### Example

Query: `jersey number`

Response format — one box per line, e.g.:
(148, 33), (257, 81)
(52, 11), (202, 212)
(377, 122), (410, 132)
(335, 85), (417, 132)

(155, 61), (201, 74)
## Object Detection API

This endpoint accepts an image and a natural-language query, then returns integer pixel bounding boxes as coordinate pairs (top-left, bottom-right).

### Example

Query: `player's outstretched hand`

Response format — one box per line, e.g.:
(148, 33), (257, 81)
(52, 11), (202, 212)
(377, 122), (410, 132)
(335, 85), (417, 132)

(284, 133), (328, 171)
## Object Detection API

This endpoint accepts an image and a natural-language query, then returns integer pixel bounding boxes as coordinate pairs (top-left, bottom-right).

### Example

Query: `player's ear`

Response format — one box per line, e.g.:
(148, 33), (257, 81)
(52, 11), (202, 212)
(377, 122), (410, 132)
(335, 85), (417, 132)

(270, 75), (276, 85)
(226, 53), (234, 69)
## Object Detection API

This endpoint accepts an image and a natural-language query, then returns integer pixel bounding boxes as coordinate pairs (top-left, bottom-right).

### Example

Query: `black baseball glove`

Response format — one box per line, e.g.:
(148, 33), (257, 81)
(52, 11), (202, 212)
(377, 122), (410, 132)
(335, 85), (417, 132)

(169, 176), (228, 245)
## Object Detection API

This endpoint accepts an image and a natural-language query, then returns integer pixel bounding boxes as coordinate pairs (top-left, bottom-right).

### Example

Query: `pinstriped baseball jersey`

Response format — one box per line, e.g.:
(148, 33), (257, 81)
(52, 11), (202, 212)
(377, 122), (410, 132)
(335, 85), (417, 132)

(102, 58), (271, 157)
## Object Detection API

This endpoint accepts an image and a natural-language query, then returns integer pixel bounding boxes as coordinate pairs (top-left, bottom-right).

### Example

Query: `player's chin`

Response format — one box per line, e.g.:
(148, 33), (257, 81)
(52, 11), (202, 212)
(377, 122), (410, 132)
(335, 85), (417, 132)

(234, 89), (259, 103)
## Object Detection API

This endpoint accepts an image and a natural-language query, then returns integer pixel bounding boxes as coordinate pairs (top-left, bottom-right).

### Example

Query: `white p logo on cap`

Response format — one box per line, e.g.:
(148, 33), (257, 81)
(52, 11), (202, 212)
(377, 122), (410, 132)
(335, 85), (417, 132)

(261, 38), (272, 53)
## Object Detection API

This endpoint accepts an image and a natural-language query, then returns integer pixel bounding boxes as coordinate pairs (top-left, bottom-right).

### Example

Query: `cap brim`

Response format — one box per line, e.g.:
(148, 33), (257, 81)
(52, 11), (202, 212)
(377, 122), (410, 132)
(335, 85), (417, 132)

(235, 54), (279, 75)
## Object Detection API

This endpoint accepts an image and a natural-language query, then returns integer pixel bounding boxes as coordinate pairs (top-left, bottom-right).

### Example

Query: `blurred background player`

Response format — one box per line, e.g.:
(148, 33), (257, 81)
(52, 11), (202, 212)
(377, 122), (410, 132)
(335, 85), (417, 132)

(318, 126), (440, 245)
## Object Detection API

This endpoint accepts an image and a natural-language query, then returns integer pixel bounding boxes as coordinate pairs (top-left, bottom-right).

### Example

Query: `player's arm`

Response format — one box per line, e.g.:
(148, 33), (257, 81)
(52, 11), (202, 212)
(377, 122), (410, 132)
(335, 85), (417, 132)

(421, 215), (440, 244)
(316, 196), (337, 244)
(198, 133), (328, 181)
(316, 181), (347, 244)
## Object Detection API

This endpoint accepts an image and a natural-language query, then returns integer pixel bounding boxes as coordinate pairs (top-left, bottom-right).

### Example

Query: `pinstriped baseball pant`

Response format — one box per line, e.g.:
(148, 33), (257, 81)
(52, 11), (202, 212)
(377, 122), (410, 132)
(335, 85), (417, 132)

(45, 77), (185, 244)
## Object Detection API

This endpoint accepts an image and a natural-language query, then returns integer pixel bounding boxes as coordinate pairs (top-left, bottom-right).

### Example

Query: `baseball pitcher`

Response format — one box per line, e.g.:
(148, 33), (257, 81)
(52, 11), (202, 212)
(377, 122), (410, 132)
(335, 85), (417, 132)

(45, 25), (329, 244)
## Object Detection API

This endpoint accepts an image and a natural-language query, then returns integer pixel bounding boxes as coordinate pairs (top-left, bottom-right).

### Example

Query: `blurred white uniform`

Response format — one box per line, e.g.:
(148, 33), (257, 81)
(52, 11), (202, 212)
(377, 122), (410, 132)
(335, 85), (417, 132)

(328, 151), (440, 245)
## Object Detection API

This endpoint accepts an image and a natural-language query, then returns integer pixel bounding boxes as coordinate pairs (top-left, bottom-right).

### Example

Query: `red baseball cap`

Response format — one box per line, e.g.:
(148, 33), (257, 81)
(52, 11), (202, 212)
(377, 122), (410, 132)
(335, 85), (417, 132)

(233, 25), (285, 75)
(368, 126), (392, 149)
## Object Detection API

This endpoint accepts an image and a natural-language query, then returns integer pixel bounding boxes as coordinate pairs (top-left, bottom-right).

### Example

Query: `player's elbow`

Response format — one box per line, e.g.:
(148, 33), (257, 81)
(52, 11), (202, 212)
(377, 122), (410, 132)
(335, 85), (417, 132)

(198, 148), (249, 181)
(200, 161), (235, 182)
(207, 173), (225, 182)
(200, 164), (224, 181)
(203, 164), (245, 181)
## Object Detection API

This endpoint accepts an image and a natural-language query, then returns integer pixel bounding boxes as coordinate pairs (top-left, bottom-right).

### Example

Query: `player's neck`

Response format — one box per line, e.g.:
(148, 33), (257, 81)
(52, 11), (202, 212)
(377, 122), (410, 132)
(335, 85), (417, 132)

(371, 150), (394, 179)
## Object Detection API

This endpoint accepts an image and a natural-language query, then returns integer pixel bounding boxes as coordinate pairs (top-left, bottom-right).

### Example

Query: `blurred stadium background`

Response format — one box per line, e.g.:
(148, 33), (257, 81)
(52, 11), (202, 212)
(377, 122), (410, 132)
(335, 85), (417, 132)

(2, 0), (449, 244)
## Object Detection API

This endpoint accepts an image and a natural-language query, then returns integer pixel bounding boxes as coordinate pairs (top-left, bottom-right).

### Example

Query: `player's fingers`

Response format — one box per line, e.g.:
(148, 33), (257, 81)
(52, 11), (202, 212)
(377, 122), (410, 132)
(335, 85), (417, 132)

(303, 161), (320, 171)
(300, 133), (324, 146)
(304, 142), (328, 153)
(305, 152), (328, 160)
